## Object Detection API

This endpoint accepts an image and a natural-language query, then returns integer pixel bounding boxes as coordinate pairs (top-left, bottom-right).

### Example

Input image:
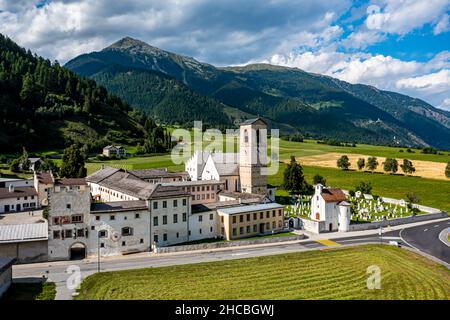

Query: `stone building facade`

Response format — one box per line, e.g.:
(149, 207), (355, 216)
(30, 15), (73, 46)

(47, 179), (91, 260)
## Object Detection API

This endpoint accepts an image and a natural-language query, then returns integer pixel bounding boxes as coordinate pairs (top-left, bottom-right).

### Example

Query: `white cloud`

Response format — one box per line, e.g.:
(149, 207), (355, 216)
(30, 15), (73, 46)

(440, 98), (450, 109)
(342, 0), (449, 49)
(434, 13), (450, 35)
(365, 0), (449, 35)
(396, 69), (450, 91)
(0, 0), (351, 65)
(266, 50), (450, 110)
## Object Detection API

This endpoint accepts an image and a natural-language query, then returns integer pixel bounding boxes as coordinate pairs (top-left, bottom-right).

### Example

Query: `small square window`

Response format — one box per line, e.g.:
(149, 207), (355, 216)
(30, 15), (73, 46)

(66, 204), (71, 209)
(96, 216), (100, 221)
(135, 213), (140, 219)
(110, 215), (115, 220)
(122, 241), (126, 246)
(100, 243), (105, 248)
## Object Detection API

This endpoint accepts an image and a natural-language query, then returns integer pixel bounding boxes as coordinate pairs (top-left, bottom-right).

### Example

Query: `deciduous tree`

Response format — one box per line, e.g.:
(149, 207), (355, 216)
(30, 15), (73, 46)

(400, 159), (415, 175)
(337, 155), (351, 170)
(383, 158), (398, 174)
(283, 156), (312, 194)
(60, 144), (87, 178)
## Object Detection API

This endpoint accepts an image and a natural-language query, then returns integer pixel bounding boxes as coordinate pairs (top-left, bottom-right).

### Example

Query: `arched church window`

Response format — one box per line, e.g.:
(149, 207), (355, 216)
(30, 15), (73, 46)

(244, 129), (248, 143)
(256, 129), (260, 147)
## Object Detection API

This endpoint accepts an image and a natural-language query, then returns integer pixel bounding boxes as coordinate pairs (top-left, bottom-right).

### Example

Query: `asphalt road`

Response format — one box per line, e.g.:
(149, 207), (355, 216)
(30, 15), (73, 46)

(12, 219), (449, 299)
(399, 220), (450, 263)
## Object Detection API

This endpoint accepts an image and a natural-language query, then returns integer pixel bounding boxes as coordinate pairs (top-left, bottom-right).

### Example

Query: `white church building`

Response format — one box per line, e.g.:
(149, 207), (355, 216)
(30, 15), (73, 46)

(186, 118), (275, 201)
(310, 184), (350, 232)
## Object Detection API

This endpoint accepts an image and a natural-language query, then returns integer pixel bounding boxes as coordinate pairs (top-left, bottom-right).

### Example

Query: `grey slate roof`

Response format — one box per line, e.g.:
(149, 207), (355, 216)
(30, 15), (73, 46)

(128, 168), (189, 180)
(151, 184), (191, 199)
(192, 199), (261, 213)
(99, 171), (155, 199)
(91, 200), (148, 213)
(89, 168), (189, 200)
(86, 166), (121, 183)
(0, 187), (38, 200)
(241, 117), (267, 125)
(219, 190), (267, 201)
(0, 222), (48, 243)
(210, 153), (239, 176)
(217, 202), (283, 215)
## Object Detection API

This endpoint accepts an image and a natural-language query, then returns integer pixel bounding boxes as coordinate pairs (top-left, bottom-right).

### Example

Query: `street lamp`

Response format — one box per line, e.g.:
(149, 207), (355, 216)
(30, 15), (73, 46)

(378, 226), (383, 245)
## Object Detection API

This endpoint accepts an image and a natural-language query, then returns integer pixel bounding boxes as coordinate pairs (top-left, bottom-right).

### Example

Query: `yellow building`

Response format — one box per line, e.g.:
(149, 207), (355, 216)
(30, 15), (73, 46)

(217, 203), (284, 240)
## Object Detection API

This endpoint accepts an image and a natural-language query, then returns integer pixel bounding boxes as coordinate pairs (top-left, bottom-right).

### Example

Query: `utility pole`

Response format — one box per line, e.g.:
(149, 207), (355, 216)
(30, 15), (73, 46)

(97, 229), (100, 273)
(379, 226), (383, 245)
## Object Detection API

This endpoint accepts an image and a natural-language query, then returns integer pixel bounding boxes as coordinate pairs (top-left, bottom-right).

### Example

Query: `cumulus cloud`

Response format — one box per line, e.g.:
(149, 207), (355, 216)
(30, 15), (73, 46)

(396, 69), (450, 91)
(365, 0), (449, 35)
(342, 0), (449, 50)
(0, 0), (350, 64)
(266, 50), (450, 110)
(434, 13), (450, 35)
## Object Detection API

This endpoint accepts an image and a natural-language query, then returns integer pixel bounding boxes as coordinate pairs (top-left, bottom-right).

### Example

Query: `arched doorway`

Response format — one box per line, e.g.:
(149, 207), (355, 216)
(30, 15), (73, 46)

(289, 219), (294, 228)
(329, 223), (333, 232)
(70, 242), (86, 260)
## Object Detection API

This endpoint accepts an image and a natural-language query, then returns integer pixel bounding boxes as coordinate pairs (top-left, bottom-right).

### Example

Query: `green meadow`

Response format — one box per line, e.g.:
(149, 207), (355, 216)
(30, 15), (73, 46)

(75, 245), (450, 300)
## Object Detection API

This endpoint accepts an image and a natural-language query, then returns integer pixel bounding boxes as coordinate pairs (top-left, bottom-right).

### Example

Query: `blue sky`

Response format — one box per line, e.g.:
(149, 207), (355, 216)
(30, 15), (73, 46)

(0, 0), (449, 110)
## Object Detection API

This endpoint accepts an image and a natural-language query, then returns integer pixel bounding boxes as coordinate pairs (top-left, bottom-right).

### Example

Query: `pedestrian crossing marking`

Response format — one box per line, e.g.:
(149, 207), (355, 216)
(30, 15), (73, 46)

(316, 239), (341, 246)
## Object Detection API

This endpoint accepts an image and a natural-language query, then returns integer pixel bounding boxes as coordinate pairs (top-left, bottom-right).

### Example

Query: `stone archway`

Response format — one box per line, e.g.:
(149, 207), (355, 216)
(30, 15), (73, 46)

(69, 242), (86, 260)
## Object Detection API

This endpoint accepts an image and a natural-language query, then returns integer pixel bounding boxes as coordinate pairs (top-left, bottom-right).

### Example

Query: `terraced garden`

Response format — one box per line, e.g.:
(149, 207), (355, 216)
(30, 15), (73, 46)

(75, 245), (450, 300)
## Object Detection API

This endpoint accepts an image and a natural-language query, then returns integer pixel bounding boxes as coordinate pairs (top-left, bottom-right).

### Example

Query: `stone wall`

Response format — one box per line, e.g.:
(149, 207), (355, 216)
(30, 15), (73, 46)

(348, 212), (448, 231)
(154, 233), (304, 254)
(0, 240), (48, 263)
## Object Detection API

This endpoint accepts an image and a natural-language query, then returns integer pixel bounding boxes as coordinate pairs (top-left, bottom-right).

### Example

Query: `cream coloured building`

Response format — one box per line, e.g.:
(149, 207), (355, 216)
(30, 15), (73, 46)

(218, 203), (284, 240)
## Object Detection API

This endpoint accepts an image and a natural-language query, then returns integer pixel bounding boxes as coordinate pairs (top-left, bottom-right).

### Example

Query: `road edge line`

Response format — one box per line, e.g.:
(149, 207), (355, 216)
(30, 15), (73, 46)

(399, 228), (450, 269)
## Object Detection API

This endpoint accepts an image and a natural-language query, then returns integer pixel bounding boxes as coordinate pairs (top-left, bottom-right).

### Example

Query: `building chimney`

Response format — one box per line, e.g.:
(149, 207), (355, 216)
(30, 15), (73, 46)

(8, 185), (14, 193)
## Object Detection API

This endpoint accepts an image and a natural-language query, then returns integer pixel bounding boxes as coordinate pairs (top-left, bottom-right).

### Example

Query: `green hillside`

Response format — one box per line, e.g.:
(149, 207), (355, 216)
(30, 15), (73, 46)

(0, 34), (154, 152)
(90, 64), (233, 127)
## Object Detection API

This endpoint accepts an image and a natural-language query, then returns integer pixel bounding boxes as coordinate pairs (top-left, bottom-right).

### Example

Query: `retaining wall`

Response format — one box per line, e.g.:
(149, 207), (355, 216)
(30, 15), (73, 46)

(348, 211), (448, 231)
(154, 233), (304, 254)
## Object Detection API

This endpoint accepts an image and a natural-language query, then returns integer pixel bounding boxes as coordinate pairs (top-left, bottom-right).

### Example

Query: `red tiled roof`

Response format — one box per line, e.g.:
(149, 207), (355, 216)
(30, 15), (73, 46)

(55, 178), (87, 186)
(36, 172), (54, 185)
(321, 188), (347, 202)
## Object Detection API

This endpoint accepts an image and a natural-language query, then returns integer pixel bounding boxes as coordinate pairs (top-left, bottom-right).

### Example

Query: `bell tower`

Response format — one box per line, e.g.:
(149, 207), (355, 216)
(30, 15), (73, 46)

(239, 118), (267, 195)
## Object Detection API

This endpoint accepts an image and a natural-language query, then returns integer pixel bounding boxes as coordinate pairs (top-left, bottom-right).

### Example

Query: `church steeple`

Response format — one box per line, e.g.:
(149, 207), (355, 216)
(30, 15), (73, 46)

(239, 118), (267, 195)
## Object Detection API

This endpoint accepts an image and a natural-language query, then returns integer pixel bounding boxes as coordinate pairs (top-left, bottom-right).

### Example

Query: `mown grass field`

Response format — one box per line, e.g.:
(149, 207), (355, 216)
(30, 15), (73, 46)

(269, 164), (450, 213)
(75, 245), (450, 300)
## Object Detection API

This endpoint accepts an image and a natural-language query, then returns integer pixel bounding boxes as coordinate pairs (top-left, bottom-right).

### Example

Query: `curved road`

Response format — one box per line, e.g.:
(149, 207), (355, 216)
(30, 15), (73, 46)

(399, 220), (450, 263)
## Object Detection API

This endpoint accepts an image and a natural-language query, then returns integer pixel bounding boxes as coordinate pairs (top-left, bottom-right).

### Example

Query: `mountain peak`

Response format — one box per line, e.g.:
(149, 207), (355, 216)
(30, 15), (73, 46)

(105, 36), (161, 52)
